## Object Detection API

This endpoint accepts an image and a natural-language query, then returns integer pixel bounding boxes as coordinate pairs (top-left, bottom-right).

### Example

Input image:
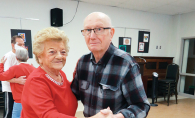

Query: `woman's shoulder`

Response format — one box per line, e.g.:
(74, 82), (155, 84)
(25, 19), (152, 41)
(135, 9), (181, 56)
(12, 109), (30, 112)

(27, 67), (47, 81)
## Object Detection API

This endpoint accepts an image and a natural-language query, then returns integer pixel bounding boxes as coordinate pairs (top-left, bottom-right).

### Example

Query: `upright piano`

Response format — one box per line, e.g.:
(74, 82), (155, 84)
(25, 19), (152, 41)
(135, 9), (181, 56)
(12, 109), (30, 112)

(133, 56), (174, 95)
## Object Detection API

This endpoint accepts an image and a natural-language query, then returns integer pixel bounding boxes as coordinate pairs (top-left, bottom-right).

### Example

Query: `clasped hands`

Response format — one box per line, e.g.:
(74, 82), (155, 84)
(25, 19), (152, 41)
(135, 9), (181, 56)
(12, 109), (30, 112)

(90, 107), (124, 118)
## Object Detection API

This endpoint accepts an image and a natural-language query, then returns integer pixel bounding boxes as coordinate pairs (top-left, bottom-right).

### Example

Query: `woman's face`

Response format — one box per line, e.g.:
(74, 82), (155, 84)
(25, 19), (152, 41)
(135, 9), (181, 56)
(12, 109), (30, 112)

(38, 40), (67, 72)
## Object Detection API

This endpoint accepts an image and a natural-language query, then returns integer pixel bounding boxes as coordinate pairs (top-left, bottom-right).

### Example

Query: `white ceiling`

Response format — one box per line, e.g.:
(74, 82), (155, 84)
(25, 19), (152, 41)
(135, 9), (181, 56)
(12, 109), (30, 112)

(76, 0), (195, 15)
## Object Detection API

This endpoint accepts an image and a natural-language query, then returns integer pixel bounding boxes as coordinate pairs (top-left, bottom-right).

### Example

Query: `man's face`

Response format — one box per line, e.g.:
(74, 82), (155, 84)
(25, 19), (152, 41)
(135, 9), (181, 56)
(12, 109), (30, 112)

(11, 38), (25, 51)
(15, 38), (25, 48)
(83, 13), (115, 54)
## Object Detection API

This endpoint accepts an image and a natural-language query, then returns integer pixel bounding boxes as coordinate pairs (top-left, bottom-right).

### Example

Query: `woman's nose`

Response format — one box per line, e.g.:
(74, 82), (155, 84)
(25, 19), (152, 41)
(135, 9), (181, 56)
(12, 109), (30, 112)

(56, 52), (63, 58)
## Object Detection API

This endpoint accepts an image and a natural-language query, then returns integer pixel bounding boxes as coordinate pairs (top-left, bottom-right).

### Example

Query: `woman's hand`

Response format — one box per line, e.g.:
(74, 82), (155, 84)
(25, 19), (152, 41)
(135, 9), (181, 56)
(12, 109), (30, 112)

(89, 107), (114, 118)
(1, 56), (7, 64)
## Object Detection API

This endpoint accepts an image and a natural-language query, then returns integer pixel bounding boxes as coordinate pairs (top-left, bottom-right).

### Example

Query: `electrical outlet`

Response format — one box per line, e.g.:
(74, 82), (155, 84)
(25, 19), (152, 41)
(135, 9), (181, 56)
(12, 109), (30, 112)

(159, 46), (161, 49)
(156, 46), (158, 49)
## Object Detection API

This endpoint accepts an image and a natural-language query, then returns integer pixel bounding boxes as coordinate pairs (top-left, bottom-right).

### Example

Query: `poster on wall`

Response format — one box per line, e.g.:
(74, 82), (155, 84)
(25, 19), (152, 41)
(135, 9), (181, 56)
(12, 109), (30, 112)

(11, 29), (33, 58)
(118, 37), (131, 53)
(123, 38), (131, 45)
(18, 33), (26, 42)
(137, 31), (150, 53)
(138, 42), (145, 51)
(143, 34), (149, 42)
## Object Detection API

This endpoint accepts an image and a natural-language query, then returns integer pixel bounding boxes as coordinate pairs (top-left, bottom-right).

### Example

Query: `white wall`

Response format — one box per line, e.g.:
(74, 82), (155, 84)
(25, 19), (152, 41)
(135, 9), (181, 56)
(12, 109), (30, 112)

(0, 0), (174, 81)
(173, 11), (195, 65)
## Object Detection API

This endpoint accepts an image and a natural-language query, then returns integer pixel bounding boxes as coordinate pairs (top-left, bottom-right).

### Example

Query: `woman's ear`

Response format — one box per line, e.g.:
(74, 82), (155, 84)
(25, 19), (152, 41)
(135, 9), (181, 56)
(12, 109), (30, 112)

(38, 56), (43, 65)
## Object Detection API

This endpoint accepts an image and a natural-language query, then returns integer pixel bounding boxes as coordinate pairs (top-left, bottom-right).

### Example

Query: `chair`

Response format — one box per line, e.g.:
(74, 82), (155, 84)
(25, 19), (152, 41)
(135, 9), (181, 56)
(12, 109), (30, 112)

(157, 63), (179, 106)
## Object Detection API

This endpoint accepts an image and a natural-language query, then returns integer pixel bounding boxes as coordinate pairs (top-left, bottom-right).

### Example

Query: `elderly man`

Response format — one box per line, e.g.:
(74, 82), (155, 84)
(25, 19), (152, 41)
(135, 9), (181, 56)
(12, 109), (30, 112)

(71, 12), (150, 118)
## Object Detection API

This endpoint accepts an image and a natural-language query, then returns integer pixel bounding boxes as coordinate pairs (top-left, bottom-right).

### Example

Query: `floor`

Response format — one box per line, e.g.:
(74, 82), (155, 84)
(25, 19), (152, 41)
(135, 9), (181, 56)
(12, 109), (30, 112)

(0, 96), (194, 118)
(147, 97), (195, 118)
(75, 95), (195, 118)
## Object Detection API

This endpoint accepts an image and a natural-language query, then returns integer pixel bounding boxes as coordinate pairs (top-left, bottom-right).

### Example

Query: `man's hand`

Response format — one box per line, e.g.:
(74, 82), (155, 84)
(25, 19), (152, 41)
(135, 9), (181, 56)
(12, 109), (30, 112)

(89, 112), (109, 118)
(100, 107), (124, 118)
(8, 76), (26, 85)
(1, 56), (7, 64)
(100, 107), (115, 118)
(16, 76), (26, 85)
(89, 107), (124, 118)
(89, 107), (111, 118)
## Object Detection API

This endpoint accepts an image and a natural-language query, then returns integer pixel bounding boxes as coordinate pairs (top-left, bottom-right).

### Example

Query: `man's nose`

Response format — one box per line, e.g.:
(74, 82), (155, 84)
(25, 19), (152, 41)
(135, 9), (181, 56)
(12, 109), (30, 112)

(89, 30), (96, 39)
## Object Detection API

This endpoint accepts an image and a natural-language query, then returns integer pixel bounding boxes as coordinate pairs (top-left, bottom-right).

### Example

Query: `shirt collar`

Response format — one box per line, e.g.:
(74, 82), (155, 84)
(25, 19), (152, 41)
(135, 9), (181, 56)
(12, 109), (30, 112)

(17, 62), (28, 65)
(90, 43), (115, 67)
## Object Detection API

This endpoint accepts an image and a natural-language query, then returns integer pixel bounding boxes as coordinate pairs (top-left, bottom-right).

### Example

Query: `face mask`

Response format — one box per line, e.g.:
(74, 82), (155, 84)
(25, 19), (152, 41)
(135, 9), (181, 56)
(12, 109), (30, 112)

(14, 42), (24, 50)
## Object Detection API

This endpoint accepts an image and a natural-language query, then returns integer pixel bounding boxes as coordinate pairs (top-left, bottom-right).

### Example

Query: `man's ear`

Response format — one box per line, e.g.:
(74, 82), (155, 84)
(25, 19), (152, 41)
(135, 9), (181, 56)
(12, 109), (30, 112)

(110, 28), (115, 40)
(11, 43), (15, 49)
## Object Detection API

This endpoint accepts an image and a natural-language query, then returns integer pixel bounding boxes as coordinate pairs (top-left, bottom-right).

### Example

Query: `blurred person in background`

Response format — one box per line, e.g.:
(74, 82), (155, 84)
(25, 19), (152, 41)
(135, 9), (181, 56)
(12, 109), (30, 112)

(0, 47), (35, 118)
(2, 35), (26, 118)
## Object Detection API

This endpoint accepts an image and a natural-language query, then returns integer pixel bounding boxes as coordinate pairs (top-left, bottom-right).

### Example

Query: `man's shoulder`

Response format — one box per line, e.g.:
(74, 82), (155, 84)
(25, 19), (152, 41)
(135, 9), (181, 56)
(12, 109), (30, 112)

(79, 53), (91, 61)
(4, 51), (17, 70)
(113, 48), (137, 65)
(4, 51), (15, 57)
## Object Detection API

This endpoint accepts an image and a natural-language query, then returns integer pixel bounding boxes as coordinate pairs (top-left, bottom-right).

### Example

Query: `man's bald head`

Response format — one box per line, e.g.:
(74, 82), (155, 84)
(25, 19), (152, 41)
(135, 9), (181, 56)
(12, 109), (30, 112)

(82, 12), (115, 59)
(84, 12), (112, 27)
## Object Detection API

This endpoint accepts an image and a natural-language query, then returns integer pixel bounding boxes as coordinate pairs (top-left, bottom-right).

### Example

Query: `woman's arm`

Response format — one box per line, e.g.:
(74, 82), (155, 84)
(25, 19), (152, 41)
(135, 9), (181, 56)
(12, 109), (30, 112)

(0, 56), (26, 84)
(0, 63), (16, 81)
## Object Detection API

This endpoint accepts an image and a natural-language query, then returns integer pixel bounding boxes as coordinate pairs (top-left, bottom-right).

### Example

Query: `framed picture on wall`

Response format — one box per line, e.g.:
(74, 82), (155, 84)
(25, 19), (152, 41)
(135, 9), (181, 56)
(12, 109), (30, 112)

(123, 38), (131, 45)
(143, 33), (149, 42)
(138, 31), (150, 53)
(119, 45), (126, 52)
(118, 37), (131, 53)
(138, 42), (145, 51)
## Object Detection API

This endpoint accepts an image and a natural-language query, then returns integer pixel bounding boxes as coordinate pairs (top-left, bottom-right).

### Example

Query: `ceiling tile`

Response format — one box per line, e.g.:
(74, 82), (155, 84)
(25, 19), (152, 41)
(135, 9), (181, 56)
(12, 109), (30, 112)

(117, 0), (166, 11)
(79, 0), (195, 15)
(169, 0), (195, 9)
(80, 0), (127, 6)
(148, 0), (177, 4)
(147, 4), (194, 15)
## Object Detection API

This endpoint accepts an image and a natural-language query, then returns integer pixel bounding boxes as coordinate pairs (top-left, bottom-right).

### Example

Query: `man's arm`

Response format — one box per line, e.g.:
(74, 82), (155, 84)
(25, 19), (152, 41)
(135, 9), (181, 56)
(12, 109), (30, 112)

(117, 64), (150, 118)
(0, 63), (26, 85)
(71, 61), (81, 100)
(7, 76), (26, 85)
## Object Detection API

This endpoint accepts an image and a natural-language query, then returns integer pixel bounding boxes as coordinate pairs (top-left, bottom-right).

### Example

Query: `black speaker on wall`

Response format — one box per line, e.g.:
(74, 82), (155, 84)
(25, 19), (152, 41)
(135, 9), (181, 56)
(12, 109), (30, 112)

(50, 8), (63, 27)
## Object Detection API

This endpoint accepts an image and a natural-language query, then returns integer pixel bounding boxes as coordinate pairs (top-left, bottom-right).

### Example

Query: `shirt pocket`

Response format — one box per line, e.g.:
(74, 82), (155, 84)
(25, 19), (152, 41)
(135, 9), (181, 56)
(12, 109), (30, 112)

(79, 80), (90, 90)
(99, 83), (120, 97)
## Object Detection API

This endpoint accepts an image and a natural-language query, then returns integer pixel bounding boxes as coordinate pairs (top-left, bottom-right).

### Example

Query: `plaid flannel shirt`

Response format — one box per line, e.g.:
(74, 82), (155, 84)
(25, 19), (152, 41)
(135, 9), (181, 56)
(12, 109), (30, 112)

(71, 44), (150, 118)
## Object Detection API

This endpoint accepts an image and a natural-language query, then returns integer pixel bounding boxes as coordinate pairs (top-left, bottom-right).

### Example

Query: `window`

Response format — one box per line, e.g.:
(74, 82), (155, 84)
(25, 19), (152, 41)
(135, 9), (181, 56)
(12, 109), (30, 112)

(179, 38), (195, 98)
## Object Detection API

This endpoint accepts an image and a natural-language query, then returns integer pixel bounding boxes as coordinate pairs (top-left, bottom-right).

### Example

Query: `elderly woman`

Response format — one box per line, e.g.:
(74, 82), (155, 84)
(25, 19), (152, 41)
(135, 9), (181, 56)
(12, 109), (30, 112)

(20, 27), (79, 118)
(0, 47), (35, 118)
